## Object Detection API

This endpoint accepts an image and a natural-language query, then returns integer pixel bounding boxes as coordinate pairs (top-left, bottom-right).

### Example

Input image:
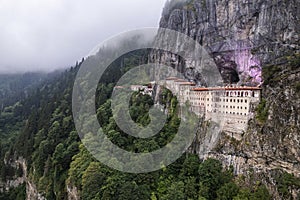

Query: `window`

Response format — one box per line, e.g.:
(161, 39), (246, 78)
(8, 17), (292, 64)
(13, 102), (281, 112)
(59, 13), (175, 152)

(245, 100), (248, 103)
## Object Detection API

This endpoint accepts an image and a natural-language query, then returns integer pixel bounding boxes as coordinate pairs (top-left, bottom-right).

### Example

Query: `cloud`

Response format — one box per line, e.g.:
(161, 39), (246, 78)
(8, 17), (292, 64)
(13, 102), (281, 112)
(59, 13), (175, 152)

(0, 0), (167, 73)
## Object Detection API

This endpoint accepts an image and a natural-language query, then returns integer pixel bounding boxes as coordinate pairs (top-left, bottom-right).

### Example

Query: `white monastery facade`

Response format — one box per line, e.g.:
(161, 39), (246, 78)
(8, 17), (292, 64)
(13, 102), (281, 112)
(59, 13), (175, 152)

(164, 77), (261, 136)
(119, 77), (261, 138)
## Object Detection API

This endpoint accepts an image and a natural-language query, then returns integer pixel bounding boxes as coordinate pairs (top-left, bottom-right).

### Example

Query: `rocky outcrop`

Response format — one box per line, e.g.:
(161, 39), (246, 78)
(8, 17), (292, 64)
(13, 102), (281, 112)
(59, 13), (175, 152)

(0, 158), (25, 192)
(193, 54), (300, 199)
(67, 184), (80, 200)
(26, 179), (46, 200)
(157, 0), (299, 85)
(1, 157), (46, 200)
(159, 0), (300, 198)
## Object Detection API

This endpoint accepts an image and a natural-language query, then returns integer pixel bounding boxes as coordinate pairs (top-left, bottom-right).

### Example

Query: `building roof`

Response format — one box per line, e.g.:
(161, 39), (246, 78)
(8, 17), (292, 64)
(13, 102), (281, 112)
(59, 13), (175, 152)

(166, 77), (180, 80)
(224, 87), (261, 91)
(179, 82), (196, 85)
(192, 87), (261, 91)
(192, 88), (209, 91)
(174, 79), (186, 82)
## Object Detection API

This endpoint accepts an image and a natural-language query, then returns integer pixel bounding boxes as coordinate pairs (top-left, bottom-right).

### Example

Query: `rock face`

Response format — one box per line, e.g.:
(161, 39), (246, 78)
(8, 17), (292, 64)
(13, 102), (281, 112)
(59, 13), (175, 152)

(0, 158), (25, 192)
(158, 0), (300, 198)
(17, 158), (46, 200)
(67, 184), (80, 200)
(0, 157), (46, 200)
(206, 57), (300, 199)
(158, 0), (300, 85)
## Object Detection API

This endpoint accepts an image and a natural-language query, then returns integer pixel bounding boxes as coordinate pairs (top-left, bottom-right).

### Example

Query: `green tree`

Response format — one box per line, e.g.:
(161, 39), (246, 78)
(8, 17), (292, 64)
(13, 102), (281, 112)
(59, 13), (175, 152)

(198, 159), (224, 199)
(81, 162), (106, 200)
(217, 182), (239, 200)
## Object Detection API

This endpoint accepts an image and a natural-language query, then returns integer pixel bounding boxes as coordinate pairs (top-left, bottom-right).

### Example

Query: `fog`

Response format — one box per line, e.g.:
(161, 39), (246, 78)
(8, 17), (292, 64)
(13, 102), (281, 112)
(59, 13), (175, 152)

(0, 0), (167, 73)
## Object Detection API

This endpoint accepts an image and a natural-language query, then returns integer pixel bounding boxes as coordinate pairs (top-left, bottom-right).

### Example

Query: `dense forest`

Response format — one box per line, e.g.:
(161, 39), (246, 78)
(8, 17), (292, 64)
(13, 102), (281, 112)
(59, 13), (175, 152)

(0, 48), (299, 200)
(0, 48), (277, 200)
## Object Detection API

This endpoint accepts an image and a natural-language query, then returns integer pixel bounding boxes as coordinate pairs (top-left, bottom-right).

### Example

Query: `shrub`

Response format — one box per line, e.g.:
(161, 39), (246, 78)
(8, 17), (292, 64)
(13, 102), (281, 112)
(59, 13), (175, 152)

(262, 65), (281, 85)
(256, 98), (268, 123)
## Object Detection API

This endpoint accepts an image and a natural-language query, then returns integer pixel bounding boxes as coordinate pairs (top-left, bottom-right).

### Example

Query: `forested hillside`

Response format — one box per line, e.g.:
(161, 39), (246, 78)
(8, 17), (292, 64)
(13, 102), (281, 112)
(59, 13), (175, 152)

(0, 73), (47, 109)
(0, 47), (275, 199)
(0, 0), (299, 198)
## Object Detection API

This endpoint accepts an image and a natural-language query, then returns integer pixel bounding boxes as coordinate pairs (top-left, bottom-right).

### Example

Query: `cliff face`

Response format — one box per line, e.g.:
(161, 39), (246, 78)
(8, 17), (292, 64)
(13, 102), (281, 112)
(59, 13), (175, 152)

(158, 0), (299, 85)
(158, 0), (300, 198)
(0, 157), (45, 200)
(206, 55), (300, 199)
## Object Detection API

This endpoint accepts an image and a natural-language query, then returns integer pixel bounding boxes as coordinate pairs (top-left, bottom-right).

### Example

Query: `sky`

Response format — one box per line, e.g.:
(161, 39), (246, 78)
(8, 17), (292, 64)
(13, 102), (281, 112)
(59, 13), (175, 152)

(0, 0), (167, 73)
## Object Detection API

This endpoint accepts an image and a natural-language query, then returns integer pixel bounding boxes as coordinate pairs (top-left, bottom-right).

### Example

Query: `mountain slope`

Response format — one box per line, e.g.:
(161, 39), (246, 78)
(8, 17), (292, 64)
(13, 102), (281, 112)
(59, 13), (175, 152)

(0, 0), (299, 199)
